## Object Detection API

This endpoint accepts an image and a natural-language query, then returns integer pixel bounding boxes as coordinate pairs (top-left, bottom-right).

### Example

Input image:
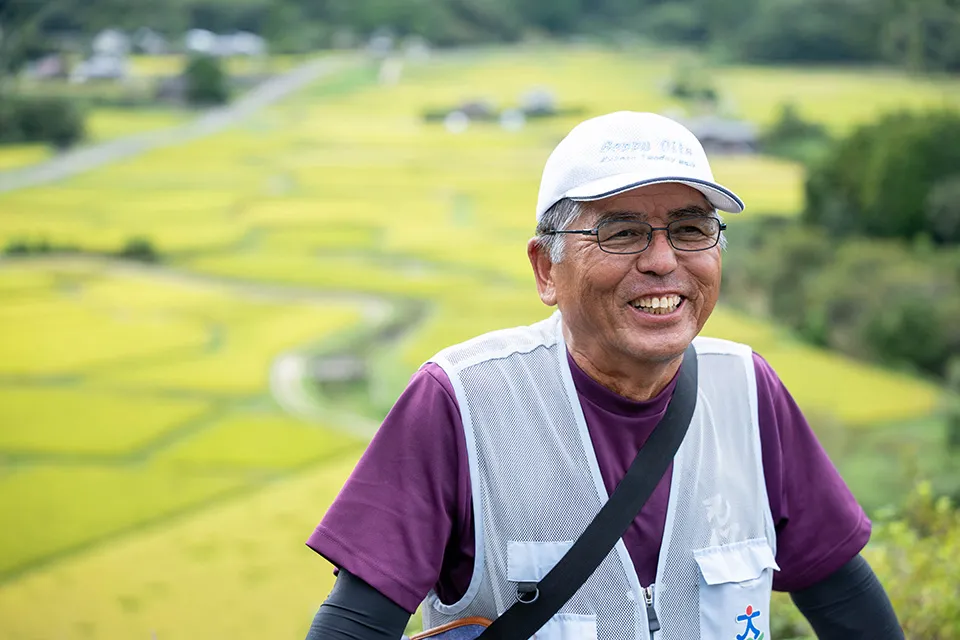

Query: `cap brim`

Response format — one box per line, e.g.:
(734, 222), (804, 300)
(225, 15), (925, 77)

(565, 174), (745, 213)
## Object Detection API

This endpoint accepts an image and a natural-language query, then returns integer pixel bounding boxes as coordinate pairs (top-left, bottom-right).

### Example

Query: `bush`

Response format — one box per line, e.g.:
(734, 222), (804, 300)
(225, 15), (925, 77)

(665, 59), (718, 105)
(735, 0), (881, 63)
(0, 95), (86, 149)
(804, 110), (960, 243)
(803, 240), (960, 377)
(636, 2), (709, 45)
(769, 482), (960, 639)
(2, 237), (78, 256)
(184, 55), (230, 107)
(865, 483), (960, 639)
(925, 176), (960, 244)
(722, 217), (960, 379)
(116, 237), (160, 263)
(759, 103), (831, 164)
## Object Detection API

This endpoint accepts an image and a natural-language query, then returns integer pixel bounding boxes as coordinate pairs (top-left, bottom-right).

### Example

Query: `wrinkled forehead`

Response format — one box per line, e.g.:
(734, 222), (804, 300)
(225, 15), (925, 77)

(579, 183), (714, 224)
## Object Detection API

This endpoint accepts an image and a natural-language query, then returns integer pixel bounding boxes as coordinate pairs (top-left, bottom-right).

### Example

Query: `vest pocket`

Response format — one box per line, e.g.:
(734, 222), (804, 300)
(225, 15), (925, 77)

(693, 538), (779, 640)
(507, 541), (598, 640)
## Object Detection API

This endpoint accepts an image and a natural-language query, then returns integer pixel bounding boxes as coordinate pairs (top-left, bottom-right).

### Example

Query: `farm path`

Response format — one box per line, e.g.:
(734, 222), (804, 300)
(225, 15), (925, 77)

(0, 54), (356, 195)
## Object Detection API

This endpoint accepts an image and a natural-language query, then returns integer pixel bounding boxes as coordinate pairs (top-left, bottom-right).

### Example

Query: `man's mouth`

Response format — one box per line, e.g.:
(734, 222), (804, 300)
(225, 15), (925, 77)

(629, 294), (684, 315)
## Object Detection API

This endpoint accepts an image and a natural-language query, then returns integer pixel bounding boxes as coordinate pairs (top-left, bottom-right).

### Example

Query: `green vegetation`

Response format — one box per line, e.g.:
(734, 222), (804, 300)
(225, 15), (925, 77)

(772, 483), (960, 639)
(805, 109), (960, 243)
(0, 263), (367, 581)
(0, 95), (86, 148)
(184, 54), (229, 106)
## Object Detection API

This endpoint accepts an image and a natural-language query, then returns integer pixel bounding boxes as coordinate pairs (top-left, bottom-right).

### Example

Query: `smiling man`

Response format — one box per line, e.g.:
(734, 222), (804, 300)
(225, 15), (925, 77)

(303, 112), (903, 639)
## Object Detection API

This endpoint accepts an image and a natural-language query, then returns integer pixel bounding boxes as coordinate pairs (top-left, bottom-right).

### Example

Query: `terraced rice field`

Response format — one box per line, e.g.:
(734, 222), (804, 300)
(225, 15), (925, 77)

(0, 44), (954, 639)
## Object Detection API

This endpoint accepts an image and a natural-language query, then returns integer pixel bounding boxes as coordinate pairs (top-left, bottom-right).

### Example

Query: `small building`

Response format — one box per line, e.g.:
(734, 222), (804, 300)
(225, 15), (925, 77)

(309, 355), (367, 385)
(184, 29), (266, 57)
(132, 27), (168, 55)
(366, 27), (395, 58)
(215, 32), (266, 57)
(520, 87), (557, 117)
(70, 54), (128, 83)
(680, 115), (759, 155)
(402, 35), (430, 61)
(92, 28), (130, 57)
(184, 28), (217, 55)
(25, 54), (67, 80)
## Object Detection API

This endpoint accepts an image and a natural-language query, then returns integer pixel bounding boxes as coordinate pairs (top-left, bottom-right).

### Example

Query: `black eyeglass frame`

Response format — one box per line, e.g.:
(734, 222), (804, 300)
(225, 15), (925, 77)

(542, 216), (727, 255)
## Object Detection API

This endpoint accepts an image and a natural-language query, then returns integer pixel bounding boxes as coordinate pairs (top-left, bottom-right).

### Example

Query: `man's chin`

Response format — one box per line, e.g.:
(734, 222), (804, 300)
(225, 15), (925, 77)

(625, 328), (695, 364)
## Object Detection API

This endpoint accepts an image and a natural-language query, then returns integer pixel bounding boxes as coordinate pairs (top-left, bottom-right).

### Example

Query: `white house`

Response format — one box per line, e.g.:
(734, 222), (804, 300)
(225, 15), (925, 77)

(92, 28), (130, 56)
(185, 28), (218, 54)
(185, 29), (266, 57)
(70, 55), (128, 83)
(132, 27), (168, 55)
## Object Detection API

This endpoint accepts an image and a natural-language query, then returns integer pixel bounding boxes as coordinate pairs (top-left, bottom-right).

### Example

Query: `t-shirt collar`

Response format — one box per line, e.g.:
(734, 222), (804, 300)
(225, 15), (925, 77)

(566, 350), (681, 418)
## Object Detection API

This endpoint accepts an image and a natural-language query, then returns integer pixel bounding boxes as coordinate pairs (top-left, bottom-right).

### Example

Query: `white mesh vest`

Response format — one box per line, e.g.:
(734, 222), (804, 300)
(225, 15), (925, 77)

(422, 312), (779, 640)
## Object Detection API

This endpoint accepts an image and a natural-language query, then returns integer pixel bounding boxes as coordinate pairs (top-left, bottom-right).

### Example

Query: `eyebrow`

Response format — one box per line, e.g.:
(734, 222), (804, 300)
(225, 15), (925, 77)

(593, 204), (715, 225)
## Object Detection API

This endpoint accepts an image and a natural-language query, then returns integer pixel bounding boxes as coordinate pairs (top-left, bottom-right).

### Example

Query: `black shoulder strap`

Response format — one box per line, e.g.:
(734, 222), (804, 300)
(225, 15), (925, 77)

(476, 343), (699, 640)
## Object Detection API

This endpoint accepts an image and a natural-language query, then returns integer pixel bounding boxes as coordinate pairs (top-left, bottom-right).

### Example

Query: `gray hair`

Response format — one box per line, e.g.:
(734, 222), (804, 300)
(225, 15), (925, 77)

(535, 198), (584, 263)
(534, 196), (728, 263)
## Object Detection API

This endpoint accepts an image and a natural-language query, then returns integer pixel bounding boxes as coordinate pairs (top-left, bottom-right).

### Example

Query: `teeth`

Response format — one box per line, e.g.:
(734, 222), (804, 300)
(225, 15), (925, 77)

(631, 295), (682, 314)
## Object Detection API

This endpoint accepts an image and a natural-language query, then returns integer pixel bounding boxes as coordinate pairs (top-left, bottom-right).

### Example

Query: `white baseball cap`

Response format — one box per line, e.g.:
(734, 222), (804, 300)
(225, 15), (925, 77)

(536, 111), (745, 222)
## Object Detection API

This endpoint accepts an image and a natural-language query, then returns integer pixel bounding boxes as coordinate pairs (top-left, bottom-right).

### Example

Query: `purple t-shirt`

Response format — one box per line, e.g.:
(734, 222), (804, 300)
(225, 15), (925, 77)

(307, 350), (871, 613)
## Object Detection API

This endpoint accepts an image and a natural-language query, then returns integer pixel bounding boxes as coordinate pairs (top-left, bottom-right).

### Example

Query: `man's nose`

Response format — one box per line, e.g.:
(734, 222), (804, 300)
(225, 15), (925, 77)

(636, 229), (678, 275)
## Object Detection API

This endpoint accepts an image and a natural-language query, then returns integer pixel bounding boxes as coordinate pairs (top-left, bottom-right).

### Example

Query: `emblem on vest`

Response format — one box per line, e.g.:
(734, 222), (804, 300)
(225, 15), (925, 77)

(703, 493), (741, 546)
(736, 605), (763, 640)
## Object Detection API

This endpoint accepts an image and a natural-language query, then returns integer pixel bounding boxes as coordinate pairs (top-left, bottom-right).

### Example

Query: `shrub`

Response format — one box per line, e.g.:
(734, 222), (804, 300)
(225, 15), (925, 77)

(770, 482), (960, 639)
(636, 2), (709, 45)
(925, 175), (960, 244)
(735, 0), (881, 63)
(802, 239), (960, 377)
(116, 237), (160, 263)
(184, 55), (230, 107)
(665, 59), (718, 105)
(759, 103), (831, 164)
(804, 110), (960, 243)
(0, 95), (86, 149)
(865, 483), (960, 639)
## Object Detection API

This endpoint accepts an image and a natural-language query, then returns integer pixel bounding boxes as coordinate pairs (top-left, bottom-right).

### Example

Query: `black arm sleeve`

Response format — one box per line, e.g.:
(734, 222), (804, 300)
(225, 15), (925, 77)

(790, 554), (903, 639)
(304, 569), (412, 640)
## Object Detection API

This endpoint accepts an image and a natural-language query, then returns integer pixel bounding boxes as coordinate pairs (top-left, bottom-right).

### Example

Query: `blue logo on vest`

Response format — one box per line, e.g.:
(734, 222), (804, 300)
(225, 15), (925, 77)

(736, 605), (763, 640)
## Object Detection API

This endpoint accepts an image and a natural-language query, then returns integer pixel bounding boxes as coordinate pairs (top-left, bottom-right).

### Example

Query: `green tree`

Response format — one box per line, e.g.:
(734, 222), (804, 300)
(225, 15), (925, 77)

(184, 54), (229, 106)
(925, 176), (960, 244)
(734, 0), (882, 63)
(804, 110), (960, 243)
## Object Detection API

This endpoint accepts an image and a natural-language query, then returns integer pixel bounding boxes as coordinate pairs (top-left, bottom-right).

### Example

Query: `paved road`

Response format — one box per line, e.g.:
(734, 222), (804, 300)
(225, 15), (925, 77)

(0, 55), (353, 194)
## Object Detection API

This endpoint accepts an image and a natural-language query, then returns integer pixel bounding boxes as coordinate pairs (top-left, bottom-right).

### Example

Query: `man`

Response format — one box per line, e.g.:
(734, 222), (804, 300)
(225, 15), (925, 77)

(303, 112), (903, 639)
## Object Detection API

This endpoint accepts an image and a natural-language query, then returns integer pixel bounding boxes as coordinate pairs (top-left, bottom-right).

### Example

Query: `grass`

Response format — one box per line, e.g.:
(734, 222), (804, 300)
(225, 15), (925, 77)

(0, 42), (955, 638)
(0, 296), (209, 377)
(0, 387), (211, 455)
(85, 108), (188, 142)
(0, 455), (361, 640)
(95, 303), (366, 394)
(0, 145), (51, 171)
(0, 465), (248, 576)
(154, 413), (362, 470)
(0, 263), (370, 579)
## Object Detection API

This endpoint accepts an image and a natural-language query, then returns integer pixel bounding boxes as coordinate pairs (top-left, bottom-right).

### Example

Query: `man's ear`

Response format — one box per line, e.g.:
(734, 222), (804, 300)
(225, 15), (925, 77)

(527, 237), (558, 307)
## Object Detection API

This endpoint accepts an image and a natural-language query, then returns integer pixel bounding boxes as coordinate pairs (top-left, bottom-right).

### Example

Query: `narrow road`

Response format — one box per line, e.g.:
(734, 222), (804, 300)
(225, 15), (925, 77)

(0, 55), (356, 194)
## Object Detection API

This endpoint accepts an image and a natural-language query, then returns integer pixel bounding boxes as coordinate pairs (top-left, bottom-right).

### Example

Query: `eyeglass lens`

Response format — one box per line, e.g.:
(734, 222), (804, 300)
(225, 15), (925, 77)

(596, 217), (721, 254)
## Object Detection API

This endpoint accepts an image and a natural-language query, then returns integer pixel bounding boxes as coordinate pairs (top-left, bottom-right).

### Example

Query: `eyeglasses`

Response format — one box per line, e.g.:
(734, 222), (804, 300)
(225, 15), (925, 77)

(542, 216), (726, 254)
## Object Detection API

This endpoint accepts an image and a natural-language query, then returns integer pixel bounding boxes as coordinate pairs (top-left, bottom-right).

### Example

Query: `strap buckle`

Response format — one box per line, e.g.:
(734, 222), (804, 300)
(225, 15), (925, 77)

(515, 582), (539, 604)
